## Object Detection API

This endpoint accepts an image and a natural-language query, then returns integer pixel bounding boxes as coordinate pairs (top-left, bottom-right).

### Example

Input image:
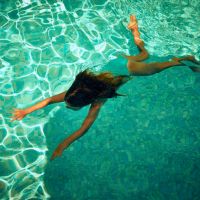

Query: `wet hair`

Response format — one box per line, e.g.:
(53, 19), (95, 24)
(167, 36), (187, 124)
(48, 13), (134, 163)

(64, 69), (131, 108)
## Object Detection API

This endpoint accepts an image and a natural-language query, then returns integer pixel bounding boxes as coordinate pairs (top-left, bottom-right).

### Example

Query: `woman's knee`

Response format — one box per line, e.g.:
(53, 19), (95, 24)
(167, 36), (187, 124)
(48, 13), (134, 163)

(137, 43), (149, 58)
(140, 50), (149, 60)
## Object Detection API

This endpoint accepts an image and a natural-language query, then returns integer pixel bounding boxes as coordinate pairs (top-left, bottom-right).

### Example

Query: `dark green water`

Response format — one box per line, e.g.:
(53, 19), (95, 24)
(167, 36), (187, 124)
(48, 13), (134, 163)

(0, 0), (200, 199)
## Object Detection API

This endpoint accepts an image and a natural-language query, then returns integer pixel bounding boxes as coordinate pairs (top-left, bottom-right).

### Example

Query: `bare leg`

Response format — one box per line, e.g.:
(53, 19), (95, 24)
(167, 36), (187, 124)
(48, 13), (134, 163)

(123, 15), (149, 62)
(127, 59), (179, 75)
(148, 60), (182, 73)
(124, 16), (200, 75)
(128, 56), (200, 75)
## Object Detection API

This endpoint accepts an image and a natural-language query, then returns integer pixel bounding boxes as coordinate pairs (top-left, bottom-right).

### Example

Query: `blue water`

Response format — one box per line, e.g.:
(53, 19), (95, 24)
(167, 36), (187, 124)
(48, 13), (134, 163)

(0, 0), (200, 199)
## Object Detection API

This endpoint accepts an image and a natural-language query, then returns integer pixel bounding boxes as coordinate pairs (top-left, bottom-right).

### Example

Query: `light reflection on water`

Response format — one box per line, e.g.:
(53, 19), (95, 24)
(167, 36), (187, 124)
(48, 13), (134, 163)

(0, 0), (200, 199)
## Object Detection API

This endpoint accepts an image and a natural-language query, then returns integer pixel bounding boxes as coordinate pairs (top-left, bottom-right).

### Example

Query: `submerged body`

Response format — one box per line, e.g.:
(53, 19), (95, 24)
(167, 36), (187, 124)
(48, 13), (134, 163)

(11, 15), (200, 160)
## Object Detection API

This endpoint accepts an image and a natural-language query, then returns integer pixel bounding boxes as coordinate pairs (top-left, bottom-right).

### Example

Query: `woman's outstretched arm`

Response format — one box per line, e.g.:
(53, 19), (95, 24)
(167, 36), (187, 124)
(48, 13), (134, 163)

(11, 91), (67, 121)
(50, 100), (105, 160)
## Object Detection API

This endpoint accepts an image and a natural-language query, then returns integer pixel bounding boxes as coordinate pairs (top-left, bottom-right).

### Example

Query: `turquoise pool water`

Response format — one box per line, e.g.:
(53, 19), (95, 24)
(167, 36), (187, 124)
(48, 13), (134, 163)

(0, 0), (200, 199)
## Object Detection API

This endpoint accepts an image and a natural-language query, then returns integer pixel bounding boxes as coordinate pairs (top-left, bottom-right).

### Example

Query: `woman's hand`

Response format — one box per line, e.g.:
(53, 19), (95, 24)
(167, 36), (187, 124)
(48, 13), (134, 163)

(10, 92), (66, 122)
(50, 143), (68, 161)
(11, 109), (27, 121)
(50, 101), (104, 161)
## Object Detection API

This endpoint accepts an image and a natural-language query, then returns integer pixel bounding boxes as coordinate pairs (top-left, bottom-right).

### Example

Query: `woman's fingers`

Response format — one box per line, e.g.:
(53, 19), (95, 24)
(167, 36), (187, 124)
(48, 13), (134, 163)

(10, 109), (25, 122)
(50, 152), (58, 161)
(10, 111), (17, 121)
(10, 116), (16, 122)
(50, 147), (63, 161)
(13, 108), (19, 113)
(10, 116), (20, 122)
(10, 116), (19, 122)
(14, 110), (20, 115)
(50, 153), (56, 161)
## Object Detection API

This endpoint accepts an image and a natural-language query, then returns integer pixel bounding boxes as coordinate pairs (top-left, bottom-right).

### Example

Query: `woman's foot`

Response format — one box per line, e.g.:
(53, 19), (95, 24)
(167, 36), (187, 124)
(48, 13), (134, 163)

(172, 56), (200, 72)
(128, 15), (138, 30)
(172, 56), (199, 64)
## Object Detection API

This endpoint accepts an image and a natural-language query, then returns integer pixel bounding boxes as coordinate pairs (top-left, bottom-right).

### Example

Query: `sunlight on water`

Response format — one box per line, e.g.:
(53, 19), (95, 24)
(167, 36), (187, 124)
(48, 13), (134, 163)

(0, 0), (200, 199)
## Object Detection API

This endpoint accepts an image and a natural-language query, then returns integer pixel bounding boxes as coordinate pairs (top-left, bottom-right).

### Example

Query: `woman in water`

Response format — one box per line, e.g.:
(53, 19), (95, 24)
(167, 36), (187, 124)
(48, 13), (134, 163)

(11, 15), (199, 160)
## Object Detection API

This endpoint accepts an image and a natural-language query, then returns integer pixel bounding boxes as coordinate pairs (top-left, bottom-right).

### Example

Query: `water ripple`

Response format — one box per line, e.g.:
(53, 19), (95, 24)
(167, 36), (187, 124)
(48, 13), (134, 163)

(0, 0), (199, 199)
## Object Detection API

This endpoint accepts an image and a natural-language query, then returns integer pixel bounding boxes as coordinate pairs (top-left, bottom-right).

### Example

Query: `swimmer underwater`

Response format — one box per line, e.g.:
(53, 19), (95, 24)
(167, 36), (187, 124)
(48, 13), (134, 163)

(11, 15), (200, 160)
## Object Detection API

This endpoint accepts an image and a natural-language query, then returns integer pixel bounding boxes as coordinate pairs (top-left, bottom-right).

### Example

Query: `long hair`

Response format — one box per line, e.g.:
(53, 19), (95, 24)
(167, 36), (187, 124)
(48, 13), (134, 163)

(64, 69), (131, 107)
